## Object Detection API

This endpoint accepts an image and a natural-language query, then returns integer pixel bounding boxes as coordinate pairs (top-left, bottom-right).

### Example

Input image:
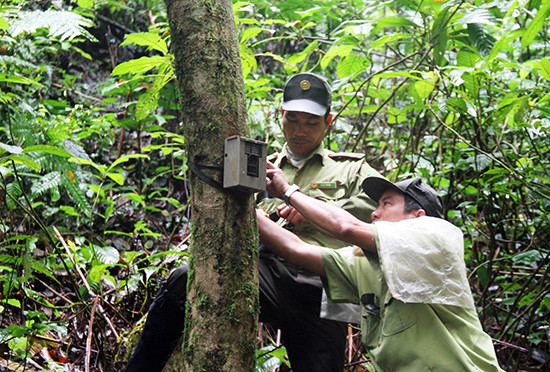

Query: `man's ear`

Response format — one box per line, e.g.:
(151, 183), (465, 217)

(325, 113), (333, 126)
(414, 209), (426, 218)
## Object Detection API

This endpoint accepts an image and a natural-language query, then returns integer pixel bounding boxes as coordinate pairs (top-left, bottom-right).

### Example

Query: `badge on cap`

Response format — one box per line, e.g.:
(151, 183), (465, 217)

(300, 80), (311, 90)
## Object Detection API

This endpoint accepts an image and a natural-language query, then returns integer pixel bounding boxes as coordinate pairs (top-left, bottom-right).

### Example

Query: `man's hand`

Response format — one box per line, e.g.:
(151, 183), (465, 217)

(256, 209), (270, 220)
(277, 204), (307, 225)
(265, 161), (308, 225)
(266, 161), (291, 199)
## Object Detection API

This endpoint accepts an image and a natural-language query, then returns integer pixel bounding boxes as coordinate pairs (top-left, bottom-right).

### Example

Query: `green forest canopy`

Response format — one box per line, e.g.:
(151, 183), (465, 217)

(0, 0), (549, 370)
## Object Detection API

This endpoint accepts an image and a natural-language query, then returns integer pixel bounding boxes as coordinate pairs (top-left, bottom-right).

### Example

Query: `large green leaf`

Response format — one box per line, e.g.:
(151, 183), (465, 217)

(120, 32), (168, 54)
(537, 58), (550, 80)
(94, 246), (120, 265)
(521, 1), (550, 49)
(0, 142), (23, 155)
(414, 79), (435, 100)
(375, 16), (418, 29)
(23, 145), (72, 157)
(286, 41), (319, 70)
(111, 55), (171, 76)
(456, 49), (479, 67)
(337, 55), (369, 78)
(0, 73), (43, 87)
(432, 7), (449, 66)
(321, 45), (353, 70)
(4, 155), (40, 172)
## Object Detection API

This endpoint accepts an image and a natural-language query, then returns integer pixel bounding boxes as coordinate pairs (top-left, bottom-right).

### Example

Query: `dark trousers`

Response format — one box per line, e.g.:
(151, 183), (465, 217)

(125, 251), (347, 372)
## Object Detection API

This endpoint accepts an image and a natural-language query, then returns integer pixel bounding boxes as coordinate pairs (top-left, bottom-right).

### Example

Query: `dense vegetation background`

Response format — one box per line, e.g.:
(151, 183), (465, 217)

(1, 0), (548, 371)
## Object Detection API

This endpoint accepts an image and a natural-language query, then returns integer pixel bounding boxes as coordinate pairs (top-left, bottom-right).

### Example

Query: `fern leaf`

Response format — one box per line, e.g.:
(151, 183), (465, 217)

(9, 10), (97, 42)
(31, 171), (61, 198)
(0, 254), (20, 265)
(467, 23), (495, 57)
(27, 153), (50, 173)
(456, 8), (495, 26)
(61, 173), (92, 217)
(5, 181), (22, 210)
(63, 140), (92, 162)
(94, 246), (120, 265)
(7, 112), (35, 146)
(22, 251), (32, 281)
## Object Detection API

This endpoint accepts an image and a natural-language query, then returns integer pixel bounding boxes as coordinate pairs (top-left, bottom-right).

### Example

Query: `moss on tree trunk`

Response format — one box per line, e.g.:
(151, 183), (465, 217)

(163, 0), (259, 370)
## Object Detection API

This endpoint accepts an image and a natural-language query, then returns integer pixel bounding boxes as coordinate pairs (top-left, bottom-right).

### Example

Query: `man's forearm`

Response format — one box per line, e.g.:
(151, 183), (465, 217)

(256, 211), (326, 276)
(287, 191), (377, 252)
(265, 161), (376, 252)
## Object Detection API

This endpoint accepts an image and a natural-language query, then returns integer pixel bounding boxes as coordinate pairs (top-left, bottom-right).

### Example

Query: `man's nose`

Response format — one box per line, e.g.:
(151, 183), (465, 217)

(371, 210), (380, 221)
(294, 121), (308, 135)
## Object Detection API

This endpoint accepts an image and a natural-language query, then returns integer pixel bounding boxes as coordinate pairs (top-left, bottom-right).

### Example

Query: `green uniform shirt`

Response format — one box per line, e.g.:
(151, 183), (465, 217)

(259, 143), (379, 249)
(321, 225), (504, 371)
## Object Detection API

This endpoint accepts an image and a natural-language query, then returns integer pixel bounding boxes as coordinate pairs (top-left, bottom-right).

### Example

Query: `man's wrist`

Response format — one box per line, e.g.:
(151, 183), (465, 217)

(284, 184), (301, 206)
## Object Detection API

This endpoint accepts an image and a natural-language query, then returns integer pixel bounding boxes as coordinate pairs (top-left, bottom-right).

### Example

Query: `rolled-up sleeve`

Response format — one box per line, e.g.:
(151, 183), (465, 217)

(321, 246), (378, 305)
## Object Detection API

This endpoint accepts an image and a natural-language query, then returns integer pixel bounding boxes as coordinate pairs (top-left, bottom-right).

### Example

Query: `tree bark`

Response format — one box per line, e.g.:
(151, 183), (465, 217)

(163, 0), (259, 370)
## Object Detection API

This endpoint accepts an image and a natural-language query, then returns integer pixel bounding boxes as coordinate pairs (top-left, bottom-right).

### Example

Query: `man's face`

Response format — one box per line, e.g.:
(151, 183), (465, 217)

(370, 188), (419, 223)
(282, 110), (331, 156)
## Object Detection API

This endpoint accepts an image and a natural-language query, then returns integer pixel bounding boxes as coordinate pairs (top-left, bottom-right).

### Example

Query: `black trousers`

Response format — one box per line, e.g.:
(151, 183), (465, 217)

(125, 250), (348, 372)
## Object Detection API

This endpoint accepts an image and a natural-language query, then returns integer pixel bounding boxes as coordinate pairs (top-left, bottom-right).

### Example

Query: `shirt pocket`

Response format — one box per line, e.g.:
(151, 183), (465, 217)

(382, 298), (416, 336)
(360, 293), (382, 350)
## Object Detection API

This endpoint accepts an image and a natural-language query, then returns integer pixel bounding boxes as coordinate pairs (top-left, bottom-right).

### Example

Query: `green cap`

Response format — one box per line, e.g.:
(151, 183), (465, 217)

(282, 73), (331, 116)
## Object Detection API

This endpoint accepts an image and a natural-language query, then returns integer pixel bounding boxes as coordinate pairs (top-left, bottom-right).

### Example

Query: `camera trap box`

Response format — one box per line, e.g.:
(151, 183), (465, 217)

(223, 136), (267, 193)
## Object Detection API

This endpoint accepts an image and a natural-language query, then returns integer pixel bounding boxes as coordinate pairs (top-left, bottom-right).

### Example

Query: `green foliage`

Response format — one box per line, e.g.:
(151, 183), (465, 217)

(8, 10), (97, 42)
(256, 345), (290, 371)
(0, 0), (549, 370)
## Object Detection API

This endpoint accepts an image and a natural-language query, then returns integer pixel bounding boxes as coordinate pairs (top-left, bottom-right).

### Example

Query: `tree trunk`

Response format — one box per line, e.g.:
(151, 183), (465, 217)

(163, 0), (259, 371)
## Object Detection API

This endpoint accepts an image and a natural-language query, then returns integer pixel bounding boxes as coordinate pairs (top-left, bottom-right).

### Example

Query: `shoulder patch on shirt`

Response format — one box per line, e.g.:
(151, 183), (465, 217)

(328, 152), (365, 160)
(361, 169), (382, 178)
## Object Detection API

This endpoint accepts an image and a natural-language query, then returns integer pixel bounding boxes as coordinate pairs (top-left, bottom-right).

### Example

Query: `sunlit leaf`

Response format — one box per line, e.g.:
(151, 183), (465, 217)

(414, 79), (435, 99)
(321, 45), (353, 70)
(521, 2), (550, 49)
(120, 32), (168, 54)
(337, 55), (369, 78)
(112, 56), (170, 76)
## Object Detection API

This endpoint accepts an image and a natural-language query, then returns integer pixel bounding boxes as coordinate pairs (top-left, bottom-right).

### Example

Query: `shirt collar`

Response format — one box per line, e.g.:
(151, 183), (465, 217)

(279, 143), (326, 167)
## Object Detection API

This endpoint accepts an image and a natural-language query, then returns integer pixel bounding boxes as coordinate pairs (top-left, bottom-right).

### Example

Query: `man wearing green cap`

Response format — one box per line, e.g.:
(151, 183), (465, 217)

(125, 73), (381, 372)
(257, 168), (504, 371)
